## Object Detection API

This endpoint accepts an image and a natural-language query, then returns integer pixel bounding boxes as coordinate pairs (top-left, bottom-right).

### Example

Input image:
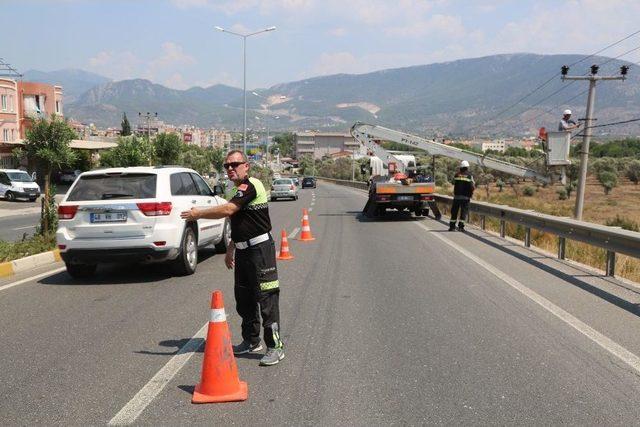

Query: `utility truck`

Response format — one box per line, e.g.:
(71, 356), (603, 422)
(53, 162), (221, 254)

(350, 123), (570, 218)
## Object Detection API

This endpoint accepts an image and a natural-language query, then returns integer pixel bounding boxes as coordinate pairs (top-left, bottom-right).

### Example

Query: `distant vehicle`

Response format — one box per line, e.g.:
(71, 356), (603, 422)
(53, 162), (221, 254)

(270, 178), (298, 201)
(0, 169), (41, 202)
(302, 176), (316, 189)
(56, 166), (230, 278)
(273, 173), (282, 180)
(59, 169), (81, 184)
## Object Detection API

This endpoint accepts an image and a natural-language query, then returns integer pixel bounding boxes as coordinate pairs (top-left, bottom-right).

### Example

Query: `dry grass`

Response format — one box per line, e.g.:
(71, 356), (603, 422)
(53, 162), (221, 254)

(438, 177), (640, 282)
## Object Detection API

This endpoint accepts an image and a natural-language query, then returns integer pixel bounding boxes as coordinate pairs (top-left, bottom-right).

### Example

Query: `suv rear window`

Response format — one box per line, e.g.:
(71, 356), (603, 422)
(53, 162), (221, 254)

(66, 173), (157, 201)
(273, 179), (292, 185)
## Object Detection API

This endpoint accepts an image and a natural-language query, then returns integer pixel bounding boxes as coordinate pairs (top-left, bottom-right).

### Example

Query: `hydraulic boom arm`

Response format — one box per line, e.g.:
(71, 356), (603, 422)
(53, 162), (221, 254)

(350, 123), (565, 184)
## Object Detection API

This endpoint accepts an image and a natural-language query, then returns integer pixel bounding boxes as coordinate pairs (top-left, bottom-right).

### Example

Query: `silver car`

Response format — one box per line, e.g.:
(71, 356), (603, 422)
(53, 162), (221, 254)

(270, 178), (299, 201)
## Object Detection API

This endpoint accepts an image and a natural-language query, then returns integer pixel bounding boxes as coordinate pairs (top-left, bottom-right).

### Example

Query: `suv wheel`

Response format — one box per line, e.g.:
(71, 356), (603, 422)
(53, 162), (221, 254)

(172, 226), (198, 275)
(66, 262), (97, 279)
(214, 219), (232, 253)
(5, 191), (15, 201)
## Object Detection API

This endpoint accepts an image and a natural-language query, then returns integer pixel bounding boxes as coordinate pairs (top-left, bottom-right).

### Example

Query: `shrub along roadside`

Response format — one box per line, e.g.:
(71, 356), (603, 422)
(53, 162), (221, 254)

(0, 234), (57, 263)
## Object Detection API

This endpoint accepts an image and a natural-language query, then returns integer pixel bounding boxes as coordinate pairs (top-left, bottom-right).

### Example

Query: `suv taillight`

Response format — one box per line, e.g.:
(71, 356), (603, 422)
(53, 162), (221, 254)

(137, 202), (172, 216)
(58, 205), (78, 220)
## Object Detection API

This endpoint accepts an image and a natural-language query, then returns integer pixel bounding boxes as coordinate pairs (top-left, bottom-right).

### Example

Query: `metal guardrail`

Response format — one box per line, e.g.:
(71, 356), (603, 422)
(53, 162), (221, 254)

(319, 177), (640, 277)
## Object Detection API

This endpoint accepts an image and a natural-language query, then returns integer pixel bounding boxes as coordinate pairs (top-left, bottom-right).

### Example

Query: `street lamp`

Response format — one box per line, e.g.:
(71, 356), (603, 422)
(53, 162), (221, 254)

(215, 25), (276, 155)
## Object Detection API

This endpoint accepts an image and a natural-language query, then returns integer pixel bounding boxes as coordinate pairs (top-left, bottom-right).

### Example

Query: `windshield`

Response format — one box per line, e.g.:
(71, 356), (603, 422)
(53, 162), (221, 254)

(7, 172), (33, 183)
(273, 179), (292, 185)
(67, 173), (157, 201)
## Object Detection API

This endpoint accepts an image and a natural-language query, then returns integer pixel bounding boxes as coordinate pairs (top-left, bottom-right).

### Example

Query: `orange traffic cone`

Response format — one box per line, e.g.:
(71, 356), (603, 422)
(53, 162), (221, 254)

(298, 209), (315, 241)
(192, 291), (248, 404)
(277, 229), (294, 260)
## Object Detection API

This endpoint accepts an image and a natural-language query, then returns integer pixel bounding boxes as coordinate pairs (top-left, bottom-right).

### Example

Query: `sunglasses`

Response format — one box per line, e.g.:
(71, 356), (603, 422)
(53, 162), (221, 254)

(223, 161), (246, 169)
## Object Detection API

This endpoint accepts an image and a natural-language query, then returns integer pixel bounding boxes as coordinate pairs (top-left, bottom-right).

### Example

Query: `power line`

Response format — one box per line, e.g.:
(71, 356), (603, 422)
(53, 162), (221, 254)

(469, 29), (640, 134)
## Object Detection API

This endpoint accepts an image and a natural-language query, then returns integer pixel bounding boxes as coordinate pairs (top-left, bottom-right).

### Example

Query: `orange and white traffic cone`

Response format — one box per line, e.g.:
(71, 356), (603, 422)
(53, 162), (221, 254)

(277, 229), (294, 260)
(192, 291), (248, 404)
(298, 208), (315, 242)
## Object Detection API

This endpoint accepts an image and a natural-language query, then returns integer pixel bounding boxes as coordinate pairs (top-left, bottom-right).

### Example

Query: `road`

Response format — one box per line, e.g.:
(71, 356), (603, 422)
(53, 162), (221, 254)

(0, 187), (68, 242)
(2, 181), (640, 425)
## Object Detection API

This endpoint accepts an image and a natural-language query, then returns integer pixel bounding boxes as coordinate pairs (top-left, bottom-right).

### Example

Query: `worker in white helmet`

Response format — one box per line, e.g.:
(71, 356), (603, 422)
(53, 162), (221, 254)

(559, 109), (581, 131)
(449, 160), (475, 232)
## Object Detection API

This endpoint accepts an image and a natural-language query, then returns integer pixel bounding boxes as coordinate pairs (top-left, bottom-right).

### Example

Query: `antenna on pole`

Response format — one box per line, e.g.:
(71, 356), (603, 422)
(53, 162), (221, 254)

(0, 58), (22, 78)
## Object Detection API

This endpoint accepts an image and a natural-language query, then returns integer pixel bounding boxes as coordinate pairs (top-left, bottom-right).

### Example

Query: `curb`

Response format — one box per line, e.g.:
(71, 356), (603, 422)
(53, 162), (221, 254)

(0, 249), (62, 278)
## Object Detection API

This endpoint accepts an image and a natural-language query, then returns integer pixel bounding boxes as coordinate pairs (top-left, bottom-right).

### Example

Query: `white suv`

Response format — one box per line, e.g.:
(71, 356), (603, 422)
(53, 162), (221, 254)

(56, 166), (231, 278)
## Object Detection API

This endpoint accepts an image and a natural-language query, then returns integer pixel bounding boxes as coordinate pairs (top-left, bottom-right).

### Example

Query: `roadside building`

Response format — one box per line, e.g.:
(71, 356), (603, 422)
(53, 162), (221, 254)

(0, 79), (64, 167)
(295, 132), (364, 159)
(481, 140), (506, 153)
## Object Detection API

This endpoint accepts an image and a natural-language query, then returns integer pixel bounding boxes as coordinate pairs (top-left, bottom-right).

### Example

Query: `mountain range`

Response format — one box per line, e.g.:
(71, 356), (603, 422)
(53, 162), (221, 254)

(26, 54), (640, 137)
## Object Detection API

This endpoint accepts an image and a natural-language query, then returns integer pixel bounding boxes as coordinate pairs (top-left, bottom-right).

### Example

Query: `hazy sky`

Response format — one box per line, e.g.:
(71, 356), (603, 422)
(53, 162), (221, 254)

(4, 0), (640, 90)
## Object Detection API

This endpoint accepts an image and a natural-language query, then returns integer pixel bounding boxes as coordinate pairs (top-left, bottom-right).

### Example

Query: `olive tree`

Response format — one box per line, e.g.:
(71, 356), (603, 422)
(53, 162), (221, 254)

(14, 115), (77, 235)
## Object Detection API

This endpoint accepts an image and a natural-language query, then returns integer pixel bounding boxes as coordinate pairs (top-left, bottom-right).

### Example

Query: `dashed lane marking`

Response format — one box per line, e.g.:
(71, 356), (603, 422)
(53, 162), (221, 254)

(108, 323), (208, 426)
(288, 227), (300, 239)
(0, 266), (66, 293)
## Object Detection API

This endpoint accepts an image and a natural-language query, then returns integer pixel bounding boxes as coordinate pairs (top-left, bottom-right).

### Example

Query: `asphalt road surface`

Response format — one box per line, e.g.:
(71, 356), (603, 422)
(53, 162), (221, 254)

(3, 181), (640, 425)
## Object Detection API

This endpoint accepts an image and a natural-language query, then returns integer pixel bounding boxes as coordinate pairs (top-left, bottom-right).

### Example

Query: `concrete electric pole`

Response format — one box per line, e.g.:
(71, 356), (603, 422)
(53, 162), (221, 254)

(561, 64), (628, 220)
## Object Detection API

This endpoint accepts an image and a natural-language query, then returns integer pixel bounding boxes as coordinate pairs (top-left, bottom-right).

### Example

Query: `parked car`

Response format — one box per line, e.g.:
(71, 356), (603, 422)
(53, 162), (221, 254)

(302, 176), (317, 189)
(0, 169), (41, 201)
(270, 178), (298, 201)
(58, 169), (82, 184)
(56, 166), (230, 278)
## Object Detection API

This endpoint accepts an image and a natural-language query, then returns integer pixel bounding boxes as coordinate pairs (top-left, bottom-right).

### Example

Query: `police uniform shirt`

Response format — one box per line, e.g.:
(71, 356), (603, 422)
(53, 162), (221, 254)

(228, 176), (272, 242)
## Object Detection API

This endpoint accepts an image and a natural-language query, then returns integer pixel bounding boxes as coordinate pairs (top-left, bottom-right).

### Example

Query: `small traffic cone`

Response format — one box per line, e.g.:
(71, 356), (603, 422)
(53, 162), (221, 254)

(277, 229), (294, 260)
(192, 291), (248, 404)
(298, 209), (315, 242)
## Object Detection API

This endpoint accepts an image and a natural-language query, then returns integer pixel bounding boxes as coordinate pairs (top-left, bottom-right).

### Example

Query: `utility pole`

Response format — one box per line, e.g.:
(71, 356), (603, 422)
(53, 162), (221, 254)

(138, 112), (158, 140)
(561, 64), (627, 220)
(351, 150), (356, 181)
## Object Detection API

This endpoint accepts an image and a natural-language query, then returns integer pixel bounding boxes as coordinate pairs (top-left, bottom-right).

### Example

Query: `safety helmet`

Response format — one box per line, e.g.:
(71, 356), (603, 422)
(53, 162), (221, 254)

(460, 160), (470, 168)
(563, 109), (572, 115)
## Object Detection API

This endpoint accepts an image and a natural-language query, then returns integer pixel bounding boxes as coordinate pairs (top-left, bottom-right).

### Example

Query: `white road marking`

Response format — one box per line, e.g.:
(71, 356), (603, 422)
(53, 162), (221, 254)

(288, 227), (300, 239)
(415, 220), (640, 376)
(342, 184), (640, 375)
(12, 225), (36, 231)
(108, 323), (208, 426)
(0, 266), (66, 293)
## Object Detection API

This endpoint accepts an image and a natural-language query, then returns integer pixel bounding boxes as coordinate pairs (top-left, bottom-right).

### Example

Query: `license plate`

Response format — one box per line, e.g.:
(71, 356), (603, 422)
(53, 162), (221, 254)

(90, 212), (127, 223)
(397, 195), (414, 201)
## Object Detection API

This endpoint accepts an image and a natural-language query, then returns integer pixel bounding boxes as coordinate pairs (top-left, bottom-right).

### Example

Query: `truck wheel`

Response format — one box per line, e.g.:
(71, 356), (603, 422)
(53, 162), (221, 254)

(5, 191), (15, 201)
(414, 207), (422, 217)
(172, 226), (198, 276)
(66, 262), (97, 279)
(422, 208), (430, 217)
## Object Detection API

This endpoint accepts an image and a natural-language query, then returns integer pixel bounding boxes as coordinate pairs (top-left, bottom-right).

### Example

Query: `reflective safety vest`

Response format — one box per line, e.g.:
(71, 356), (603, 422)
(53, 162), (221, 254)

(453, 172), (474, 199)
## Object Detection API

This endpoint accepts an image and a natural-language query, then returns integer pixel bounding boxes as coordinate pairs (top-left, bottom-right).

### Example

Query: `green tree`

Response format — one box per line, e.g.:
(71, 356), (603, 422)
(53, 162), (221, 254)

(180, 145), (210, 175)
(507, 177), (519, 196)
(121, 112), (132, 136)
(272, 132), (295, 158)
(496, 178), (505, 192)
(100, 135), (154, 168)
(13, 115), (77, 235)
(626, 159), (640, 185)
(154, 133), (182, 165)
(298, 154), (314, 175)
(597, 170), (618, 195)
(205, 147), (225, 173)
(565, 180), (577, 199)
(476, 173), (494, 198)
(556, 187), (568, 200)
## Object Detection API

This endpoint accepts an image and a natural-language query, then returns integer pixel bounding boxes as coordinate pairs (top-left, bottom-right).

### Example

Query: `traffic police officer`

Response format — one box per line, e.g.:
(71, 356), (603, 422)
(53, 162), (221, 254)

(449, 160), (475, 232)
(181, 150), (284, 366)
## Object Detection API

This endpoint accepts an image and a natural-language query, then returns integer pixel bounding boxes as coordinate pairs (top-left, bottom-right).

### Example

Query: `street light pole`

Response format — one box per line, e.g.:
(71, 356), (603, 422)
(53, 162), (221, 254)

(215, 25), (276, 156)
